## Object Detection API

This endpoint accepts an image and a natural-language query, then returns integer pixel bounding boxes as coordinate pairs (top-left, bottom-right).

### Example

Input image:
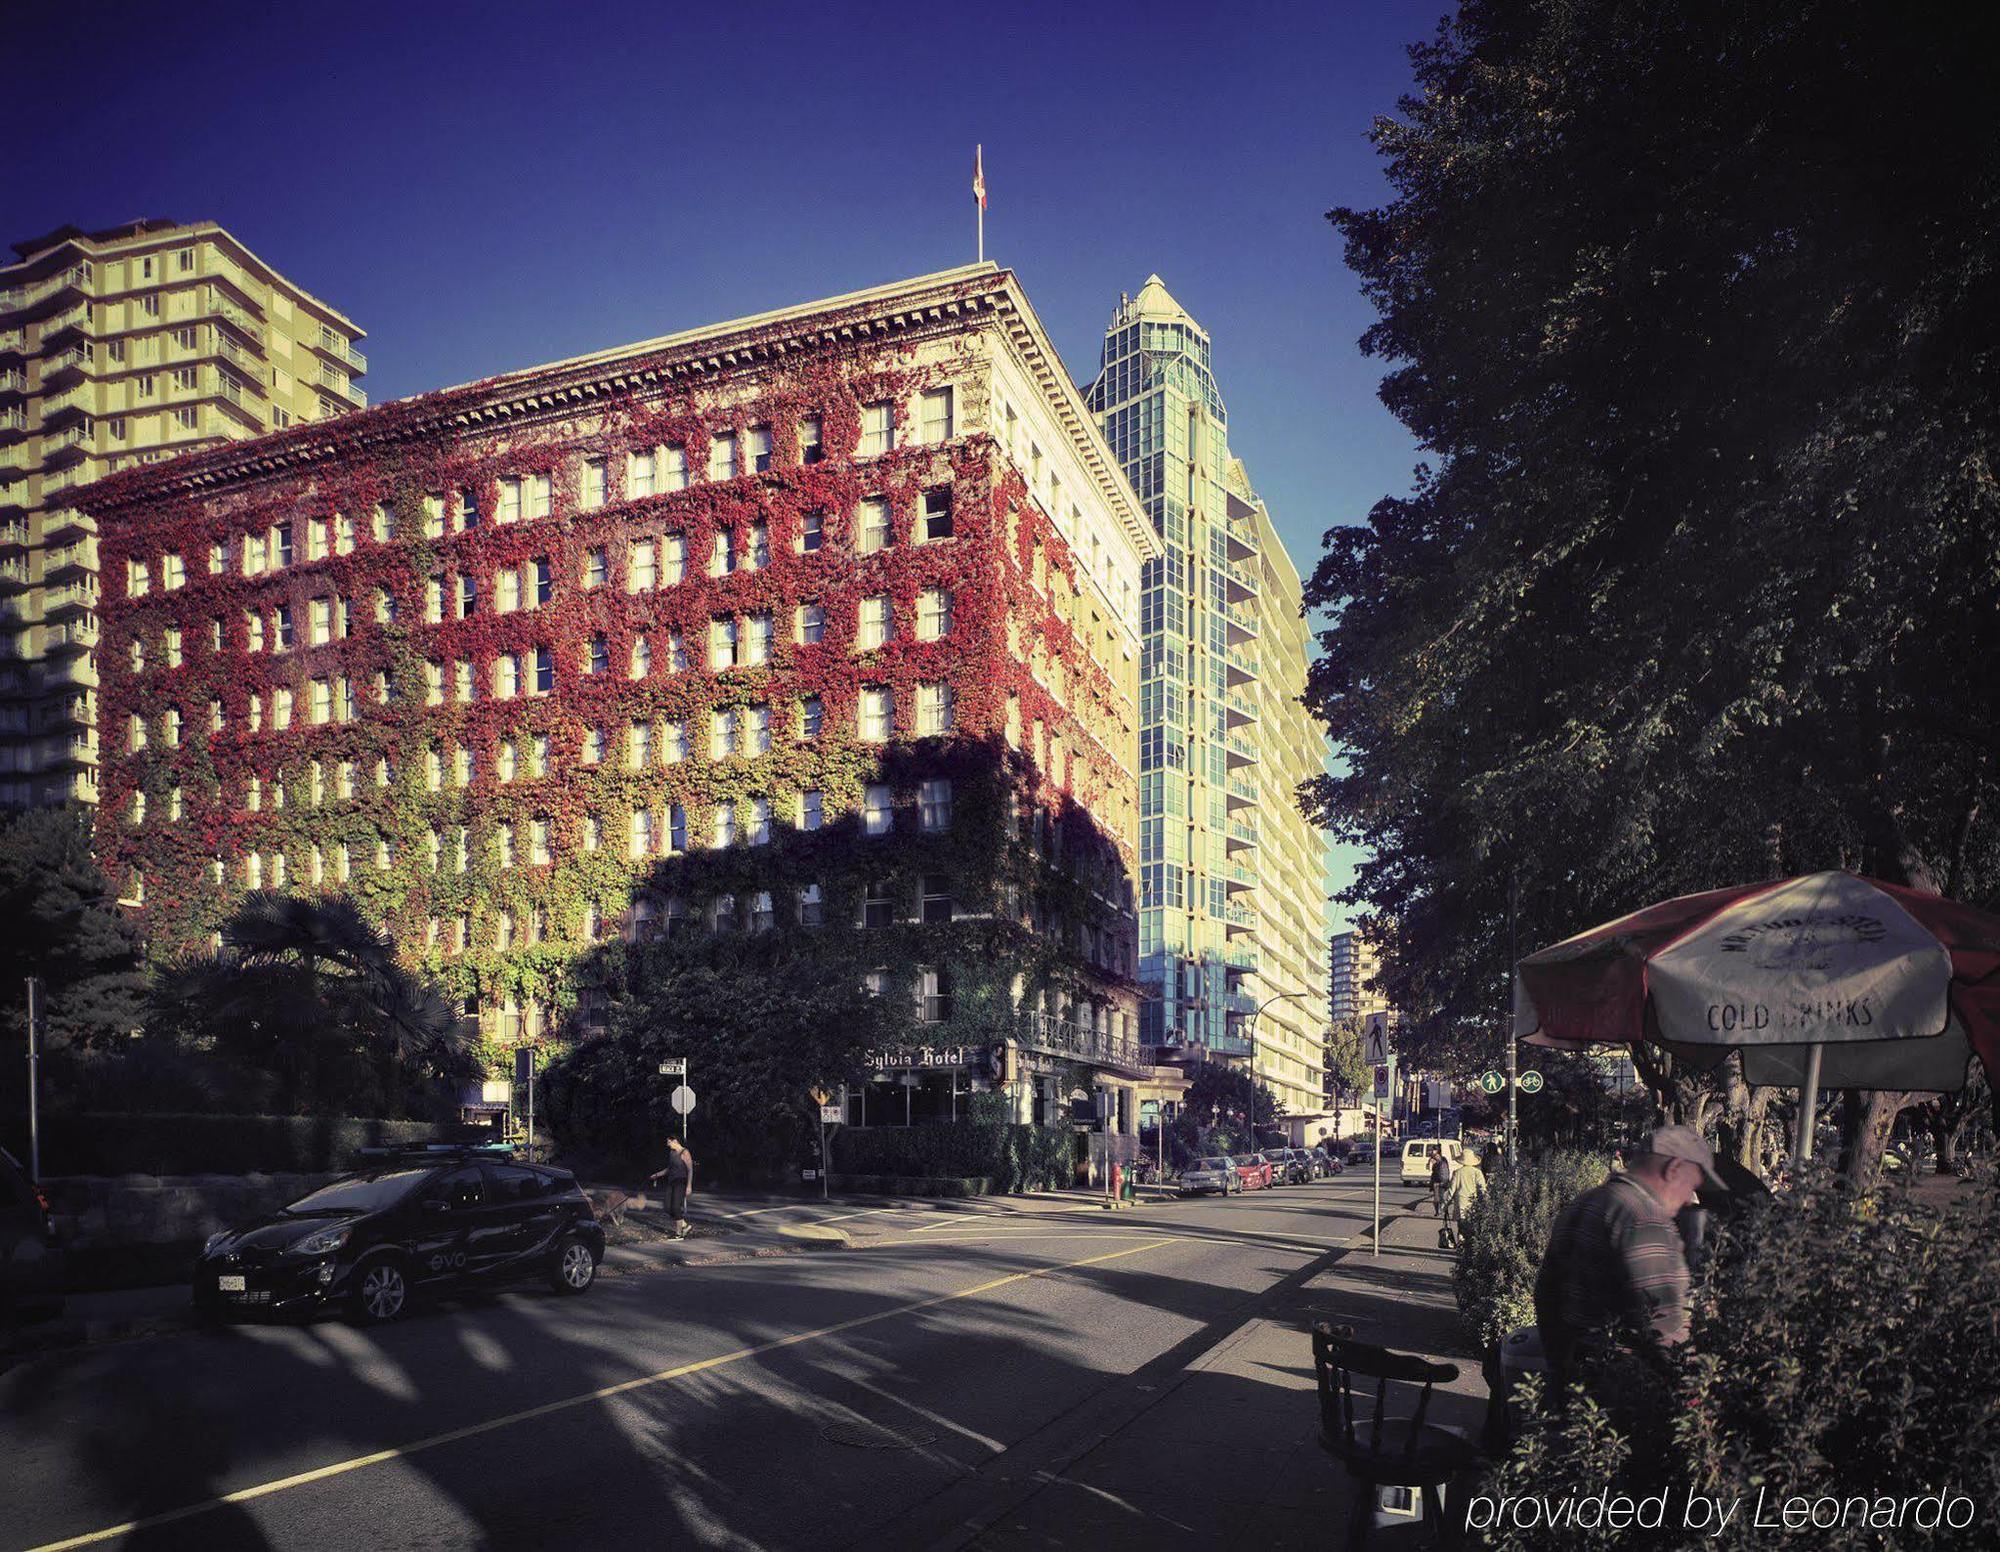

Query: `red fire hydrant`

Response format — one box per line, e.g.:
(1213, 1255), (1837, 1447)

(1110, 1162), (1123, 1202)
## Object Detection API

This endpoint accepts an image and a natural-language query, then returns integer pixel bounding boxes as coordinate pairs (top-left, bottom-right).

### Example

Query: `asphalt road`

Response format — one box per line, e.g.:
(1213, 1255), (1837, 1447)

(3, 1176), (1428, 1551)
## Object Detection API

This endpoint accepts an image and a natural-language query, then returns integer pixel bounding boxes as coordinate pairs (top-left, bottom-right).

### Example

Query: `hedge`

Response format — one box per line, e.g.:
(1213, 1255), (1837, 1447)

(1452, 1147), (1610, 1349)
(830, 1123), (1076, 1193)
(829, 1175), (994, 1198)
(43, 1113), (444, 1177)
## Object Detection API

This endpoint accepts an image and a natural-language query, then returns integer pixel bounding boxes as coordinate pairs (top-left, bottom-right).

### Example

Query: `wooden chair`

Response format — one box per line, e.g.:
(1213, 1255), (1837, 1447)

(1312, 1322), (1481, 1549)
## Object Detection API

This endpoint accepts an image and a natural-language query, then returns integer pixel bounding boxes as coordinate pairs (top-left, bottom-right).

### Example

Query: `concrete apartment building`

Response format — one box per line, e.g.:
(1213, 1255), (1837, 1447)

(85, 263), (1188, 1147)
(0, 218), (366, 808)
(1083, 278), (1331, 1116)
(1329, 928), (1386, 1024)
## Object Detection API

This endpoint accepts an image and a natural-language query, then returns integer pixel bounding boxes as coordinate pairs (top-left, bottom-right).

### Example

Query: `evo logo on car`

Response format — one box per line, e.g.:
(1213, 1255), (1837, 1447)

(426, 1251), (468, 1273)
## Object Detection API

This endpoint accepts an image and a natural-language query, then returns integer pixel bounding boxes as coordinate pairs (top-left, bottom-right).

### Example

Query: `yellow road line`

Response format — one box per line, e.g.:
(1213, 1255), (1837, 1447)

(24, 1238), (1183, 1552)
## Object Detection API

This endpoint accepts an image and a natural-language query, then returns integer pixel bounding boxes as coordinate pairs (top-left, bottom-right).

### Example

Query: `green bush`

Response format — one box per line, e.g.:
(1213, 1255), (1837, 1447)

(832, 1124), (1076, 1193)
(1474, 1169), (2000, 1550)
(44, 1113), (442, 1176)
(1453, 1147), (1610, 1349)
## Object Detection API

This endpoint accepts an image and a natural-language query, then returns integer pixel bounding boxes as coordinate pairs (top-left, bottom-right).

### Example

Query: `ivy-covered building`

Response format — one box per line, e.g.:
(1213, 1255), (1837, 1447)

(86, 264), (1189, 1143)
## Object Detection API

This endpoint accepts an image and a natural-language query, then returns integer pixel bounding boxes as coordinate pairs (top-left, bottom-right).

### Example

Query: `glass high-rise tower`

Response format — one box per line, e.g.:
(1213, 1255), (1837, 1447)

(1085, 278), (1331, 1114)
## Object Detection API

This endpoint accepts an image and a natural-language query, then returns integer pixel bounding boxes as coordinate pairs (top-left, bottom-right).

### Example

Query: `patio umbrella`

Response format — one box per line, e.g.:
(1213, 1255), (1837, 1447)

(1513, 871), (2000, 1160)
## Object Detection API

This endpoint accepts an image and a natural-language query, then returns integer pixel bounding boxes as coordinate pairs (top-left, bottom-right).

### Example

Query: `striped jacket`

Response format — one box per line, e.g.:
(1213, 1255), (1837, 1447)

(1532, 1174), (1690, 1370)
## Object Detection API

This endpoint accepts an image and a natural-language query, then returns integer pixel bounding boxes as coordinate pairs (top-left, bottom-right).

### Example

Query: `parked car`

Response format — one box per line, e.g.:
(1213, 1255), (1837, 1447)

(1, 1144), (64, 1324)
(193, 1145), (605, 1325)
(1236, 1154), (1274, 1190)
(1268, 1149), (1313, 1185)
(1400, 1138), (1466, 1184)
(1179, 1157), (1239, 1196)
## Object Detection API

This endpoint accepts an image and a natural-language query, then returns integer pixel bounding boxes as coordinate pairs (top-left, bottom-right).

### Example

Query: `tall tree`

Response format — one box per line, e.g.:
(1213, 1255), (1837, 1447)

(1306, 1), (2000, 1164)
(0, 808), (148, 1051)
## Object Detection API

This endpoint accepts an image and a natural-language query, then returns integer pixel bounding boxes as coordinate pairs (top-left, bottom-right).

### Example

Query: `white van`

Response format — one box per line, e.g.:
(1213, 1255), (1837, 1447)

(1400, 1138), (1464, 1183)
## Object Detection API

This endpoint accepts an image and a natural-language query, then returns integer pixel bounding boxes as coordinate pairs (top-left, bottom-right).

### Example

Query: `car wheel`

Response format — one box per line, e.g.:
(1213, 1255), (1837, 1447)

(549, 1234), (597, 1295)
(353, 1257), (411, 1325)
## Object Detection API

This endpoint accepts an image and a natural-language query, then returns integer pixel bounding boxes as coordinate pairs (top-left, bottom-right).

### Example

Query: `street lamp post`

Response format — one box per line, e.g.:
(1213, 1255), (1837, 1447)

(1242, 991), (1311, 1151)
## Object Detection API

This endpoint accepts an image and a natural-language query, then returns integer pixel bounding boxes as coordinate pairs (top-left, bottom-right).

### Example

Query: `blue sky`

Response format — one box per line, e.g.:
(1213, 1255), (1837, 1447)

(8, 0), (1441, 925)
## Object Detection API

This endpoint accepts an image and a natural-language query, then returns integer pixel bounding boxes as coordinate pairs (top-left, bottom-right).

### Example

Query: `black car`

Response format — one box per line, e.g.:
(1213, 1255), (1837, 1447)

(193, 1146), (605, 1324)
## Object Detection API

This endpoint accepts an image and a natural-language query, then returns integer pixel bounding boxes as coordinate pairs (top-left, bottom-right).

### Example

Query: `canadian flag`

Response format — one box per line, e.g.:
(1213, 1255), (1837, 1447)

(973, 144), (987, 211)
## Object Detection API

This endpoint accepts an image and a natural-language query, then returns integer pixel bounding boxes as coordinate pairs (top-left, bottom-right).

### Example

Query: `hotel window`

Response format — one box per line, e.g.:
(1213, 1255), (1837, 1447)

(582, 727), (604, 765)
(664, 446), (689, 490)
(497, 824), (516, 869)
(712, 801), (736, 848)
(709, 528), (735, 578)
(708, 431), (737, 481)
(493, 653), (520, 700)
(372, 500), (397, 543)
(335, 513), (355, 554)
(864, 783), (893, 836)
(338, 760), (356, 799)
(628, 721), (652, 769)
(311, 678), (333, 723)
(587, 635), (609, 675)
(209, 541), (226, 576)
(629, 808), (654, 858)
(497, 740), (518, 783)
(668, 803), (688, 853)
(799, 415), (823, 464)
(453, 661), (472, 704)
(919, 964), (953, 1018)
(799, 509), (824, 553)
(496, 568), (520, 613)
(245, 611), (265, 652)
(746, 520), (769, 570)
(307, 519), (329, 561)
(712, 895), (737, 932)
(748, 424), (773, 473)
(796, 603), (824, 644)
(274, 606), (295, 652)
(533, 557), (552, 606)
(747, 703), (770, 754)
(860, 401), (893, 457)
(458, 486), (480, 529)
(1006, 693), (1022, 748)
(748, 798), (771, 846)
(424, 493), (446, 539)
(798, 883), (824, 926)
(745, 612), (772, 666)
(584, 547), (607, 588)
(454, 746), (473, 787)
(526, 474), (550, 519)
(663, 719), (687, 763)
(918, 588), (952, 641)
(529, 734), (549, 777)
(863, 883), (895, 929)
(583, 814), (601, 852)
(210, 616), (224, 652)
(750, 891), (775, 931)
(534, 646), (553, 694)
(273, 688), (294, 730)
(581, 457), (607, 510)
(309, 598), (332, 646)
(709, 617), (737, 669)
(858, 596), (892, 650)
(129, 790), (146, 826)
(247, 774), (262, 811)
(921, 778), (955, 834)
(858, 498), (891, 554)
(922, 488), (954, 541)
(498, 477), (522, 524)
(709, 708), (735, 760)
(458, 573), (476, 618)
(800, 790), (824, 831)
(799, 695), (823, 740)
(246, 852), (263, 889)
(375, 588), (395, 625)
(531, 819), (551, 866)
(667, 630), (687, 672)
(920, 387), (954, 444)
(426, 748), (443, 791)
(495, 911), (515, 950)
(630, 449), (656, 496)
(917, 683), (955, 736)
(248, 693), (264, 733)
(630, 635), (650, 679)
(662, 533), (686, 585)
(859, 687), (892, 742)
(128, 639), (146, 674)
(425, 575), (444, 623)
(629, 539), (656, 591)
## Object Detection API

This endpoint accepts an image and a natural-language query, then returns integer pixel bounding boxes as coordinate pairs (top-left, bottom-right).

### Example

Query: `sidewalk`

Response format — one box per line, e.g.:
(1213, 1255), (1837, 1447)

(910, 1201), (1487, 1550)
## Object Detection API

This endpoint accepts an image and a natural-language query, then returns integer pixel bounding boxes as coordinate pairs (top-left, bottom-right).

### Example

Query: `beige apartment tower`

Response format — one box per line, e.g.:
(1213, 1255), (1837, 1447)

(0, 218), (366, 807)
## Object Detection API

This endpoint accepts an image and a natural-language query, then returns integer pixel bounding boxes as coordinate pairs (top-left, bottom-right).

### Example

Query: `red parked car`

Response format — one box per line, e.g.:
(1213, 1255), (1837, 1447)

(1235, 1154), (1274, 1190)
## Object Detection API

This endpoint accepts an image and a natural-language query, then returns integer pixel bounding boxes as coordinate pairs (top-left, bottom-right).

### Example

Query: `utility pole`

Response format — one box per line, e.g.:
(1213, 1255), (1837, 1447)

(1506, 869), (1520, 1164)
(25, 977), (42, 1183)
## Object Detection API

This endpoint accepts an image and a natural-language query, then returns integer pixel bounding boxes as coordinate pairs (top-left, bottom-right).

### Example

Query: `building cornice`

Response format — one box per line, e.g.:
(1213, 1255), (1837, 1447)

(80, 264), (1158, 560)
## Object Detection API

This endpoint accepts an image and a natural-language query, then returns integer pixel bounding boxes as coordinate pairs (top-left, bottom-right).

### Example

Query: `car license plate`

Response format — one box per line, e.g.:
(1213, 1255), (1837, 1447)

(218, 1274), (247, 1293)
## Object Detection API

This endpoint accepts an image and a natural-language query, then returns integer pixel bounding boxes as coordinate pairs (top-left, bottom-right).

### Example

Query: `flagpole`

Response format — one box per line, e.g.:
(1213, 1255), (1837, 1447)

(978, 199), (984, 264)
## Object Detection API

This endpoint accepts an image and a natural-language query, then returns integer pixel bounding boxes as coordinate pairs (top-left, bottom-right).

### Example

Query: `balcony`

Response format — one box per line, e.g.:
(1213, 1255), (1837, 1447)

(1222, 645), (1256, 687)
(1220, 556), (1258, 604)
(0, 522), (28, 553)
(1225, 772), (1257, 809)
(1224, 732), (1259, 768)
(0, 406), (25, 443)
(215, 336), (266, 389)
(48, 735), (99, 770)
(40, 386), (91, 426)
(44, 538), (94, 578)
(42, 425), (93, 468)
(1218, 858), (1257, 892)
(1222, 690), (1257, 728)
(45, 580), (100, 617)
(0, 559), (26, 592)
(1021, 1010), (1148, 1076)
(1224, 816), (1258, 853)
(310, 326), (366, 376)
(43, 459), (105, 495)
(1221, 945), (1259, 975)
(1224, 515), (1257, 563)
(1221, 900), (1257, 933)
(0, 370), (25, 399)
(314, 369), (366, 409)
(206, 290), (266, 351)
(1219, 986), (1259, 1017)
(0, 331), (25, 359)
(42, 506), (93, 542)
(38, 344), (90, 390)
(1224, 602), (1259, 645)
(345, 341), (367, 374)
(0, 444), (28, 475)
(44, 618), (99, 653)
(42, 302), (92, 343)
(0, 265), (90, 320)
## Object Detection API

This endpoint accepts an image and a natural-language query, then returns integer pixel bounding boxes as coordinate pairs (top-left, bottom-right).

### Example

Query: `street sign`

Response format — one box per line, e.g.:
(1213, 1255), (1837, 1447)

(514, 1046), (535, 1085)
(657, 1058), (688, 1077)
(1373, 1063), (1389, 1098)
(819, 1102), (843, 1124)
(1517, 1070), (1545, 1094)
(670, 1084), (697, 1115)
(1478, 1070), (1505, 1095)
(1363, 1024), (1390, 1065)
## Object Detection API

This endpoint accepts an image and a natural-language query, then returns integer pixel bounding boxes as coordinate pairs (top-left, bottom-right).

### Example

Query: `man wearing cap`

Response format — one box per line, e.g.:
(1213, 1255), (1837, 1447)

(1533, 1125), (1726, 1376)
